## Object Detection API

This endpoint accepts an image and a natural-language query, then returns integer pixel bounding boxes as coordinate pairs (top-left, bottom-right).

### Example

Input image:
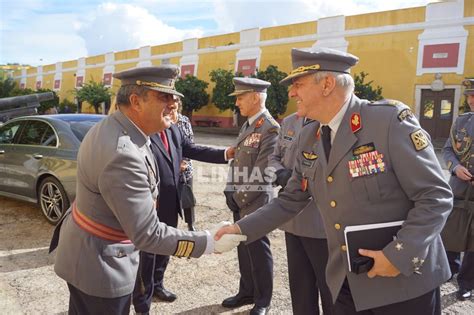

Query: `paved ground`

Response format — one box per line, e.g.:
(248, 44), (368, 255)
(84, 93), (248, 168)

(0, 131), (472, 314)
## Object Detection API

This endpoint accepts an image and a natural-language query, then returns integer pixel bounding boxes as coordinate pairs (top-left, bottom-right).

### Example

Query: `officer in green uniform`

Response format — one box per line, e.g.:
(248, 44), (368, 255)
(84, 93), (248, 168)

(443, 78), (474, 300)
(216, 47), (453, 314)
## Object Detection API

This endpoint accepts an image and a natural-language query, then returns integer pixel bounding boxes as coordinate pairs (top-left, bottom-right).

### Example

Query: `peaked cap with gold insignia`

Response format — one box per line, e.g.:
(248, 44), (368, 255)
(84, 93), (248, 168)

(280, 47), (359, 86)
(113, 65), (184, 97)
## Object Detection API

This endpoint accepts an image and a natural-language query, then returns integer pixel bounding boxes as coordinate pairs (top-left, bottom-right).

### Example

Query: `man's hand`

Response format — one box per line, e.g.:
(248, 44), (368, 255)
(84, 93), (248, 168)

(455, 165), (472, 181)
(358, 249), (401, 278)
(214, 223), (241, 240)
(224, 191), (240, 212)
(226, 146), (236, 160)
(180, 160), (188, 172)
(208, 222), (246, 253)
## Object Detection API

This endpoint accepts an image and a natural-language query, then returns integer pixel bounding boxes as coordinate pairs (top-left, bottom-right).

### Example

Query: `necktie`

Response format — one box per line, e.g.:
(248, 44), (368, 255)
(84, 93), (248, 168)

(160, 130), (170, 154)
(321, 125), (332, 161)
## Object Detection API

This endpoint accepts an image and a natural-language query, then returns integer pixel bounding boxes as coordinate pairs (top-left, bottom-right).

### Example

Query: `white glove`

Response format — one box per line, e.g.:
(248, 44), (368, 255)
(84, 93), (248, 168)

(214, 234), (247, 253)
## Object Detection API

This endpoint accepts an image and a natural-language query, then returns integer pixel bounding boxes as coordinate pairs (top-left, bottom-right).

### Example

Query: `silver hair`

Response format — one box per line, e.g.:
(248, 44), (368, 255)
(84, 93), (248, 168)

(313, 71), (355, 94)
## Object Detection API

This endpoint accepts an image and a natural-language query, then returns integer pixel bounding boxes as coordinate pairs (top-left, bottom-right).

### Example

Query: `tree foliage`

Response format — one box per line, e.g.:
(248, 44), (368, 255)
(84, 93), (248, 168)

(73, 80), (113, 114)
(254, 65), (288, 118)
(0, 77), (17, 98)
(354, 72), (383, 101)
(175, 75), (210, 118)
(209, 69), (242, 112)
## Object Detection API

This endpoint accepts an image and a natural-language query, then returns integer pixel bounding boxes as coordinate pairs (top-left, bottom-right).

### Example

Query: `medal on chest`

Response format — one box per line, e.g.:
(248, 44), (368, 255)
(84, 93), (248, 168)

(348, 143), (386, 178)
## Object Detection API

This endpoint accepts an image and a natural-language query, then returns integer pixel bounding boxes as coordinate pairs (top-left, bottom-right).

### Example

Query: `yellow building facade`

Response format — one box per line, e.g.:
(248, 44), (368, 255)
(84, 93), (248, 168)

(11, 0), (474, 141)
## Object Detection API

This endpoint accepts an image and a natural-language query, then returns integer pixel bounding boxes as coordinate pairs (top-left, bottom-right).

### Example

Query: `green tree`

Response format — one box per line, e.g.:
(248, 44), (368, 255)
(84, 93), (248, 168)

(73, 80), (113, 114)
(175, 75), (210, 120)
(254, 65), (288, 118)
(209, 69), (242, 112)
(0, 77), (18, 98)
(354, 72), (383, 101)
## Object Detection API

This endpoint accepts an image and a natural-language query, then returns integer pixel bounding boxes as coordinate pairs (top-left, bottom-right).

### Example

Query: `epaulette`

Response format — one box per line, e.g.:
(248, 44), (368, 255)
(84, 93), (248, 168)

(369, 99), (406, 107)
(268, 127), (279, 134)
(459, 112), (474, 117)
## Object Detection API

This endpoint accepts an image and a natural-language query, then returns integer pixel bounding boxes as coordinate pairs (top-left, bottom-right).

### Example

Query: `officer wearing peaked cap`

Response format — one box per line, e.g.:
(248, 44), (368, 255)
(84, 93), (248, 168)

(216, 47), (452, 314)
(222, 77), (280, 315)
(442, 78), (474, 301)
(49, 65), (246, 314)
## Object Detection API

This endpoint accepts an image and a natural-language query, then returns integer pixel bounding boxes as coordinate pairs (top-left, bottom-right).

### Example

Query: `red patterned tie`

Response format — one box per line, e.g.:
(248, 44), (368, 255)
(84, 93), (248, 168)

(160, 131), (170, 154)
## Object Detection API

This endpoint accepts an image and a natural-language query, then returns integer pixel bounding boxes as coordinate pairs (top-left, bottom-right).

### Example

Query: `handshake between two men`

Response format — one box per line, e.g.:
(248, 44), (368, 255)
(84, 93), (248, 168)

(209, 221), (247, 253)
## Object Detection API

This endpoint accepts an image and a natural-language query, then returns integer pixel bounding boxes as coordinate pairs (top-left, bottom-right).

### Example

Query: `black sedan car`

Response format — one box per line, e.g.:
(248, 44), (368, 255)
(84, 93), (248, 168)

(0, 114), (105, 224)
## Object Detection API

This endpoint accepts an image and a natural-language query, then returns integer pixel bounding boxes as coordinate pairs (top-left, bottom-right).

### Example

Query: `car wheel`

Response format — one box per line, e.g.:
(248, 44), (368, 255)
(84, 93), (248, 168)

(38, 176), (70, 225)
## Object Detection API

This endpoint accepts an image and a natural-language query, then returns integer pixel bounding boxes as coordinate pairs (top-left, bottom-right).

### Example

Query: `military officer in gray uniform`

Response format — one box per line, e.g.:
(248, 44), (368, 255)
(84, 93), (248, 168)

(443, 78), (474, 301)
(222, 77), (280, 315)
(49, 65), (245, 315)
(216, 47), (452, 314)
(269, 112), (332, 314)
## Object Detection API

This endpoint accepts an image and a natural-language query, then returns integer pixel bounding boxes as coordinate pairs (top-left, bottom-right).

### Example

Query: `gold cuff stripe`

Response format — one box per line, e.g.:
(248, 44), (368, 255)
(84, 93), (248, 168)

(174, 240), (195, 257)
(289, 64), (320, 75)
(183, 241), (195, 257)
(136, 80), (174, 89)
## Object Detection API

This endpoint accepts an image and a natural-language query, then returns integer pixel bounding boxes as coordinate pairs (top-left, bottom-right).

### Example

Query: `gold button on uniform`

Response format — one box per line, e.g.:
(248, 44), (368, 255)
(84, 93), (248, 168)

(334, 223), (341, 230)
(341, 245), (347, 252)
(327, 176), (333, 183)
(330, 201), (336, 208)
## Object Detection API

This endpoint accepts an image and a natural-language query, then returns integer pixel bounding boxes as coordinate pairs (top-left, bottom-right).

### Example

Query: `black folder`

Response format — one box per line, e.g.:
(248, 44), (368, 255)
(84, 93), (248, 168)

(344, 220), (404, 274)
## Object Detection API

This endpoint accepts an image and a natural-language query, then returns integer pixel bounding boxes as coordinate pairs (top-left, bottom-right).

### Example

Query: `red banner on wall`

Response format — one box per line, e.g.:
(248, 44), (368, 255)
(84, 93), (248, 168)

(237, 59), (257, 76)
(76, 76), (84, 88)
(103, 73), (112, 86)
(422, 43), (459, 68)
(181, 65), (195, 78)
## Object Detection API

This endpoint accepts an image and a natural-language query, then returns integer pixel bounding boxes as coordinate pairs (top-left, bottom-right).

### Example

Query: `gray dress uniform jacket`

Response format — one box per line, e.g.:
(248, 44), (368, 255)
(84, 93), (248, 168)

(54, 111), (208, 298)
(238, 96), (453, 311)
(268, 113), (326, 239)
(443, 112), (474, 199)
(227, 110), (280, 216)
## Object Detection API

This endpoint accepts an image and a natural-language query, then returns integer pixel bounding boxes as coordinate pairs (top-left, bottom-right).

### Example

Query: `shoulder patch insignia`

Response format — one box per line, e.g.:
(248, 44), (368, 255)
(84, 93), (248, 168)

(398, 108), (414, 122)
(174, 240), (195, 258)
(410, 129), (429, 151)
(302, 151), (318, 160)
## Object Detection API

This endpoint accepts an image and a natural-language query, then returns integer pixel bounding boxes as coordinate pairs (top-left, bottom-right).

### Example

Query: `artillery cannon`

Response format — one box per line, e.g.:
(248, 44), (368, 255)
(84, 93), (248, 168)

(0, 92), (54, 122)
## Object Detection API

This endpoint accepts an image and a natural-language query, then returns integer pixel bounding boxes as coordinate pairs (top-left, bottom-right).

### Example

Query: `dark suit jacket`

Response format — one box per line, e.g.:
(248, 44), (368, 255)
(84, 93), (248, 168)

(150, 124), (227, 225)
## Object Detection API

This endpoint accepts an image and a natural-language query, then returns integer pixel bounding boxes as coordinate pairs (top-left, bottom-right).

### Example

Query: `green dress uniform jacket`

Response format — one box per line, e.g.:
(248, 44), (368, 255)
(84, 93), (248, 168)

(268, 113), (326, 239)
(226, 110), (280, 216)
(53, 110), (208, 298)
(443, 112), (474, 199)
(237, 95), (453, 311)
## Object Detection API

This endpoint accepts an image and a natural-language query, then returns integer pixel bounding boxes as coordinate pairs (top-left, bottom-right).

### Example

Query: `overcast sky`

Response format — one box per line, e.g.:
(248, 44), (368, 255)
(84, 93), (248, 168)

(0, 0), (435, 66)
